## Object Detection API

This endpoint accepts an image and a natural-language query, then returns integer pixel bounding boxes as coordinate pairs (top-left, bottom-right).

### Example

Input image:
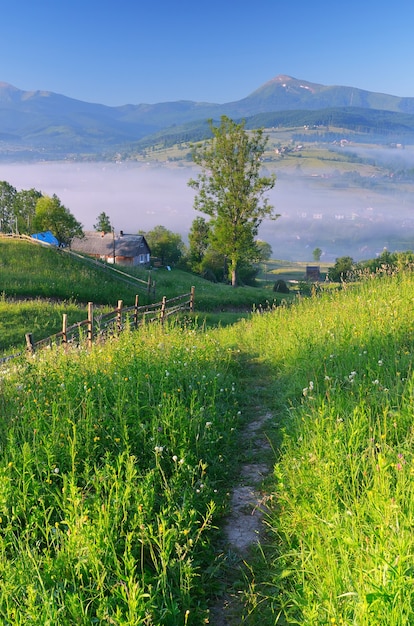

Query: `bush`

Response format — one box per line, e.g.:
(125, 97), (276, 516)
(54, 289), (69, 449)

(273, 279), (290, 294)
(327, 256), (354, 282)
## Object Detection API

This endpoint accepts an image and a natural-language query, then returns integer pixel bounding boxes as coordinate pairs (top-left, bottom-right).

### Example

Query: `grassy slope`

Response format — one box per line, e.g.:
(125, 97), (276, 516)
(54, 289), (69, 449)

(219, 271), (414, 625)
(6, 237), (414, 623)
(1, 248), (414, 622)
(0, 239), (290, 353)
(0, 320), (243, 624)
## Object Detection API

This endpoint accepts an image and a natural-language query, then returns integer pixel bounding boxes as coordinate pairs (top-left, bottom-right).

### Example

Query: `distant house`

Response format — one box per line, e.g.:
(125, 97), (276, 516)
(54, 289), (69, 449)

(71, 231), (151, 266)
(305, 265), (321, 281)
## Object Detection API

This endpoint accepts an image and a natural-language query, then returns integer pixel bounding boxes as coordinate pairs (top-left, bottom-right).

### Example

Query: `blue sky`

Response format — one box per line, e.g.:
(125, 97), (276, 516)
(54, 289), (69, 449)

(1, 1), (413, 106)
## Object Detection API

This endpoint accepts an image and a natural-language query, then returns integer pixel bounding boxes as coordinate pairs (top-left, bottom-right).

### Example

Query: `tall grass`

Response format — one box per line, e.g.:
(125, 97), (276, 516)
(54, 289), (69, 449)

(228, 272), (414, 625)
(0, 297), (89, 353)
(4, 238), (414, 624)
(0, 321), (241, 624)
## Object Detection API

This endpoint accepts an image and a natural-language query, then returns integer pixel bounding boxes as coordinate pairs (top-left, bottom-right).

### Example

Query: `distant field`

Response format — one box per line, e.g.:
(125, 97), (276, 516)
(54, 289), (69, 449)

(257, 259), (332, 284)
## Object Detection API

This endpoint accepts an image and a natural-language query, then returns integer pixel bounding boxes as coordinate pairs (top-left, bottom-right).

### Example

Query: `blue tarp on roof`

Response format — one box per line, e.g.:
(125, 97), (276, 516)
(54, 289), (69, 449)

(31, 231), (60, 246)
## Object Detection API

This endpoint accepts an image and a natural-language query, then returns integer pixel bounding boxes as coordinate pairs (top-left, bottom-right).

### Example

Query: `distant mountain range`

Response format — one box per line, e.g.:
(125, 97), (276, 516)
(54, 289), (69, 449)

(2, 75), (414, 160)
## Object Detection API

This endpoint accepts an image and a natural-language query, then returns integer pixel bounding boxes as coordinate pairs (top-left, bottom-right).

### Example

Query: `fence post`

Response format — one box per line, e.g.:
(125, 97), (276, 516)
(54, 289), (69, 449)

(160, 296), (167, 324)
(190, 286), (195, 313)
(134, 294), (139, 328)
(87, 302), (94, 348)
(25, 332), (34, 354)
(117, 300), (123, 333)
(62, 314), (68, 347)
(147, 271), (151, 295)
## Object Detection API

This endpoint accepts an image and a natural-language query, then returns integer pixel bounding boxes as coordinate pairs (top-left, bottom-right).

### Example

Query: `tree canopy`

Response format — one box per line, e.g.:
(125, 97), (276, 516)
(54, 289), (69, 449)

(0, 181), (17, 233)
(188, 116), (278, 286)
(187, 217), (211, 273)
(94, 211), (112, 233)
(328, 256), (354, 282)
(145, 225), (185, 266)
(15, 188), (42, 233)
(34, 194), (83, 246)
(0, 180), (83, 245)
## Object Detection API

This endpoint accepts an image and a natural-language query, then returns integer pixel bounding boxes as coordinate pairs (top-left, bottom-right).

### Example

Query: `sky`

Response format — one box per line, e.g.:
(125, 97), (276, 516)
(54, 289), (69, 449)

(1, 1), (414, 107)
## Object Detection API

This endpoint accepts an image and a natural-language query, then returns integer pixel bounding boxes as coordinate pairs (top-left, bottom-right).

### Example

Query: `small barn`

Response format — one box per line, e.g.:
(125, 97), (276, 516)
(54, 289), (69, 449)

(71, 231), (151, 266)
(305, 265), (321, 281)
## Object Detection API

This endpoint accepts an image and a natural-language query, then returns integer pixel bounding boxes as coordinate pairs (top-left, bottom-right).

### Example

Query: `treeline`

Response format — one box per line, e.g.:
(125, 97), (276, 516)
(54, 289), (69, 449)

(0, 181), (83, 245)
(328, 249), (414, 281)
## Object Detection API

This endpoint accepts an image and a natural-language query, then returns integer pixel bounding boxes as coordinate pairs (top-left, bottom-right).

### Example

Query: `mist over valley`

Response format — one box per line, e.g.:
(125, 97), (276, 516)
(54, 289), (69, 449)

(2, 154), (414, 263)
(3, 75), (414, 262)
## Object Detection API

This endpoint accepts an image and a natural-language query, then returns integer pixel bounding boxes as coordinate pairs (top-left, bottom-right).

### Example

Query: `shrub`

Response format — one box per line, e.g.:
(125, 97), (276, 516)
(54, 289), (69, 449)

(273, 279), (290, 293)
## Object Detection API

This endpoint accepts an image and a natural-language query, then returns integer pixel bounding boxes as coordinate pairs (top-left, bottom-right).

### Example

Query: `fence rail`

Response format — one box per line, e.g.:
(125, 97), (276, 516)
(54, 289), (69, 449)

(0, 233), (38, 243)
(2, 288), (195, 363)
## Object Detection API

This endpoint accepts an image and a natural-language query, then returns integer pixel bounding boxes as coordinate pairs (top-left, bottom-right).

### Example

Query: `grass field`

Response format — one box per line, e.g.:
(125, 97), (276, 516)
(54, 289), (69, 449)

(0, 239), (293, 354)
(1, 238), (414, 623)
(225, 271), (414, 625)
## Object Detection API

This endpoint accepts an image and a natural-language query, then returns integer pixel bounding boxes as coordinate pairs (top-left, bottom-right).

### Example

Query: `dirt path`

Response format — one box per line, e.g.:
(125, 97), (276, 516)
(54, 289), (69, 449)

(209, 409), (274, 624)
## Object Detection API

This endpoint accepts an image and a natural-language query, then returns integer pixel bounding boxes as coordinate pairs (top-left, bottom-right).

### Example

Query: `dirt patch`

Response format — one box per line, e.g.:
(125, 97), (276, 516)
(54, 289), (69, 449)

(209, 411), (273, 624)
(223, 412), (272, 554)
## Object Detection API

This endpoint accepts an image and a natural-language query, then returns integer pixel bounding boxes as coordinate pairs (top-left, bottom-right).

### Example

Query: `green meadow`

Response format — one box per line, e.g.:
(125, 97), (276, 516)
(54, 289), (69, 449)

(1, 238), (414, 624)
(0, 239), (288, 353)
(228, 272), (414, 625)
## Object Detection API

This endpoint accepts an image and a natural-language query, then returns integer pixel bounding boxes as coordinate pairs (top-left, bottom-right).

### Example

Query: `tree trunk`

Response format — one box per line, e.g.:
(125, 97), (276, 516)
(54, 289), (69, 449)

(231, 268), (237, 287)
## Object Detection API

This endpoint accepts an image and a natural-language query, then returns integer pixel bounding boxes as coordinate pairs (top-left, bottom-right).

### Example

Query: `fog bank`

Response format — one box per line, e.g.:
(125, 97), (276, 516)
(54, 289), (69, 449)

(1, 161), (414, 262)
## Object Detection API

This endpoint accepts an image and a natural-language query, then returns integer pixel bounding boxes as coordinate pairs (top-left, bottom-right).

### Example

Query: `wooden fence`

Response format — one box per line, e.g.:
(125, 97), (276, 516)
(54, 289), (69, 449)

(3, 288), (195, 362)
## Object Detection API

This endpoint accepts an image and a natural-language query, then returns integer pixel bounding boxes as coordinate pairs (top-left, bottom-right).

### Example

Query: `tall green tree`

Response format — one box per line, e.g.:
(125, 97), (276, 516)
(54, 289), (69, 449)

(15, 188), (43, 233)
(255, 239), (273, 262)
(328, 256), (354, 282)
(93, 211), (112, 233)
(312, 247), (322, 262)
(187, 216), (211, 272)
(33, 194), (83, 245)
(188, 116), (278, 286)
(146, 225), (185, 266)
(0, 181), (17, 233)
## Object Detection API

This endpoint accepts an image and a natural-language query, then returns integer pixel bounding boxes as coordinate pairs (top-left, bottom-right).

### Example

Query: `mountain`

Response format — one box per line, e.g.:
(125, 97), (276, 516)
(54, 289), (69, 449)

(1, 75), (414, 160)
(231, 75), (414, 115)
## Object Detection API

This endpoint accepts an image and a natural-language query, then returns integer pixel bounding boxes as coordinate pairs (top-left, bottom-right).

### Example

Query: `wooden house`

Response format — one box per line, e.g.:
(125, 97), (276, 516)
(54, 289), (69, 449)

(71, 231), (151, 266)
(305, 265), (321, 281)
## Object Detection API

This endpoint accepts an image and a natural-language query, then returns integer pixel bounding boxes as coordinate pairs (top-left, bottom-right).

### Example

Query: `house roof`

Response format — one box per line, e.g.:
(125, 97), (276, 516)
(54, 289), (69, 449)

(71, 231), (150, 257)
(31, 230), (60, 246)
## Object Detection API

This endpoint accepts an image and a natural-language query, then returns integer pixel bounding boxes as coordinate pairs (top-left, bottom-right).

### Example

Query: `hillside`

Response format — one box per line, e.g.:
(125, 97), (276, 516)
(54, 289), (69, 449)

(0, 238), (289, 353)
(0, 268), (413, 623)
(2, 75), (414, 159)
